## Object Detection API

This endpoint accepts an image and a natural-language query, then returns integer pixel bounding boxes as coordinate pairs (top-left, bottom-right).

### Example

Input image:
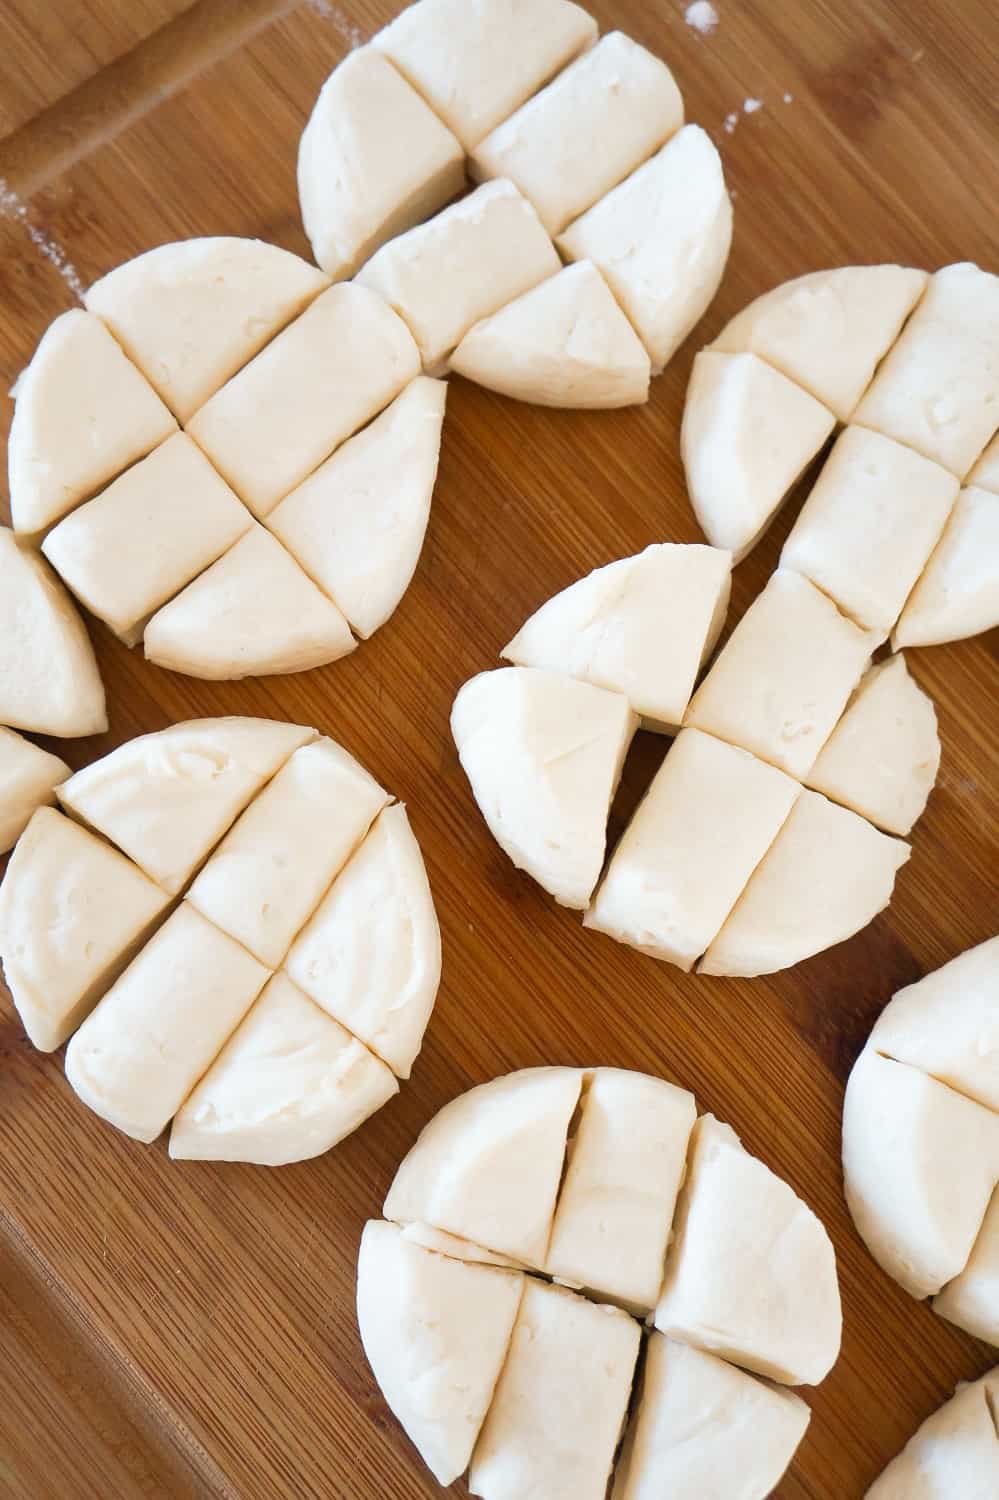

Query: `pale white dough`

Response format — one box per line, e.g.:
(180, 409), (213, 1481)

(356, 179), (560, 373)
(655, 1115), (841, 1385)
(450, 261), (651, 408)
(468, 1279), (641, 1500)
(65, 903), (270, 1144)
(297, 47), (465, 280)
(357, 1221), (524, 1486)
(557, 124), (732, 373)
(700, 790), (910, 977)
(503, 542), (731, 732)
(968, 431), (999, 492)
(611, 1333), (811, 1500)
(84, 237), (329, 421)
(682, 350), (836, 560)
(169, 973), (398, 1165)
(807, 655), (940, 836)
(0, 729), (69, 855)
(866, 1369), (999, 1498)
(854, 262), (999, 477)
(285, 803), (440, 1079)
(399, 1223), (528, 1271)
(143, 525), (355, 680)
(42, 432), (252, 644)
(187, 737), (388, 968)
(450, 666), (637, 909)
(0, 807), (168, 1051)
(781, 426), (959, 633)
(685, 568), (879, 779)
(7, 309), (176, 535)
(186, 283), (420, 517)
(545, 1067), (697, 1310)
(933, 1188), (999, 1346)
(710, 265), (928, 421)
(842, 1048), (999, 1300)
(57, 717), (315, 895)
(470, 31), (684, 236)
(383, 1066), (583, 1266)
(893, 485), (999, 647)
(585, 728), (800, 970)
(373, 0), (598, 149)
(268, 376), (446, 639)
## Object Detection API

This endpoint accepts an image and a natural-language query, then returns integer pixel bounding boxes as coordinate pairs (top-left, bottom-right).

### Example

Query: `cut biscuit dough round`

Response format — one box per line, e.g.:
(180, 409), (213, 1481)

(0, 728), (69, 855)
(866, 1368), (999, 1498)
(843, 937), (999, 1333)
(359, 1066), (840, 1494)
(0, 527), (107, 738)
(0, 722), (440, 1162)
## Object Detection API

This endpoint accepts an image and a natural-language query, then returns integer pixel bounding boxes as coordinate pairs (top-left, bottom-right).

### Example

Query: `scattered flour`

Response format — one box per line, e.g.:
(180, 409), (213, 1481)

(784, 92), (795, 103)
(743, 97), (763, 114)
(0, 178), (85, 302)
(684, 1), (719, 35)
(724, 97), (765, 134)
(723, 111), (740, 134)
(307, 0), (366, 49)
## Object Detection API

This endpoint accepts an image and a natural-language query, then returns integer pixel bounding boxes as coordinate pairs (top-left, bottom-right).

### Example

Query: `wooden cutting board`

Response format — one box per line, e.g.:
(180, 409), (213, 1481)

(0, 1), (996, 1495)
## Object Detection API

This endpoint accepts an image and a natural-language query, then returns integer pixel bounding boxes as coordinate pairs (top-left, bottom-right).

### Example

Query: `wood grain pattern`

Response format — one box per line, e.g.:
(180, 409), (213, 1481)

(0, 1), (997, 1495)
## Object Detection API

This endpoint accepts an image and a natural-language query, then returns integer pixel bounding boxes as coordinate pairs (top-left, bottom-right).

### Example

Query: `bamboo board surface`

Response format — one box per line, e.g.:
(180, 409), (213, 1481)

(0, 1), (997, 1495)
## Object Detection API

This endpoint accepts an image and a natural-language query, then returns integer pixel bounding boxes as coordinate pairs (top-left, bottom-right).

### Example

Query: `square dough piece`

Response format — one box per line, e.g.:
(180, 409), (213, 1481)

(65, 903), (271, 1144)
(186, 737), (388, 967)
(356, 180), (560, 372)
(42, 433), (252, 644)
(0, 728), (69, 854)
(685, 569), (879, 780)
(468, 1279), (641, 1500)
(186, 283), (420, 518)
(853, 262), (999, 477)
(781, 426), (959, 633)
(470, 31), (684, 235)
(374, 0), (598, 150)
(297, 47), (465, 282)
(584, 728), (800, 971)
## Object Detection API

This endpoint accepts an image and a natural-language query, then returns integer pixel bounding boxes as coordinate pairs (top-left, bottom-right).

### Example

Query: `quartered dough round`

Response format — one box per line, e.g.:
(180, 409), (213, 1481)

(844, 936), (999, 1343)
(866, 1367), (999, 1498)
(358, 1066), (841, 1495)
(8, 238), (447, 679)
(0, 719), (440, 1164)
(299, 4), (732, 403)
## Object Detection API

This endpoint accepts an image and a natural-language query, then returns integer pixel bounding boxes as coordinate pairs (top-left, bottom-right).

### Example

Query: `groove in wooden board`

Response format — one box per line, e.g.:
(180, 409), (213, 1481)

(0, 0), (997, 1496)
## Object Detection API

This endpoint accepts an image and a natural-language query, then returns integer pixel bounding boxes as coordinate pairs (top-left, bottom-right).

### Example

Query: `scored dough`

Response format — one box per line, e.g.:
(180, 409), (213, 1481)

(968, 431), (999, 492)
(0, 728), (69, 855)
(933, 1188), (999, 1345)
(866, 1368), (999, 1498)
(893, 485), (999, 648)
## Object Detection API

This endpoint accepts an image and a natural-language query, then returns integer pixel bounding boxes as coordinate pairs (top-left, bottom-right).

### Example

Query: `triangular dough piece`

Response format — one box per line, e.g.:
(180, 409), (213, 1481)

(866, 1369), (999, 1498)
(85, 238), (329, 421)
(700, 790), (910, 978)
(655, 1115), (841, 1385)
(450, 262), (651, 408)
(933, 1187), (999, 1346)
(869, 935), (999, 1112)
(451, 667), (637, 909)
(545, 1068), (697, 1310)
(682, 350), (836, 560)
(57, 717), (316, 895)
(356, 1220), (524, 1487)
(143, 525), (355, 681)
(284, 803), (440, 1079)
(468, 1279), (641, 1500)
(0, 807), (169, 1051)
(893, 485), (999, 648)
(8, 310), (176, 534)
(842, 1048), (999, 1300)
(267, 376), (446, 639)
(556, 125), (732, 373)
(0, 528), (107, 737)
(0, 728), (69, 854)
(611, 1333), (811, 1500)
(711, 265), (928, 421)
(807, 655), (940, 836)
(169, 973), (397, 1165)
(383, 1066), (583, 1266)
(503, 543), (731, 732)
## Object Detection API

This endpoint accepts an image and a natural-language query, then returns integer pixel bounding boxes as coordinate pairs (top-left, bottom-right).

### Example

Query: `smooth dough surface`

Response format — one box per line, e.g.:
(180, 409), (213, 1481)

(866, 1369), (999, 1498)
(0, 728), (69, 855)
(893, 485), (999, 648)
(933, 1188), (999, 1346)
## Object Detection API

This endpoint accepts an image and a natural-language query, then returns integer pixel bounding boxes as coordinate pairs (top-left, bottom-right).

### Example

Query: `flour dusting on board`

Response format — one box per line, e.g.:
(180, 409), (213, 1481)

(0, 179), (85, 302)
(685, 1), (719, 35)
(307, 0), (367, 49)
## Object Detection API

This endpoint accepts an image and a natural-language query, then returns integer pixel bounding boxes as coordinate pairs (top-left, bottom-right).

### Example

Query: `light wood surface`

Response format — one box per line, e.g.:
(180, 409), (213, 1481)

(0, 1), (997, 1495)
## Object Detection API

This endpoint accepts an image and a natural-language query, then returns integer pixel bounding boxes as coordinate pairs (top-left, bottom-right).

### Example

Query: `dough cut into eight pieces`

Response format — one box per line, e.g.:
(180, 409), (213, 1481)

(358, 1065), (842, 1498)
(452, 542), (938, 975)
(0, 718), (440, 1165)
